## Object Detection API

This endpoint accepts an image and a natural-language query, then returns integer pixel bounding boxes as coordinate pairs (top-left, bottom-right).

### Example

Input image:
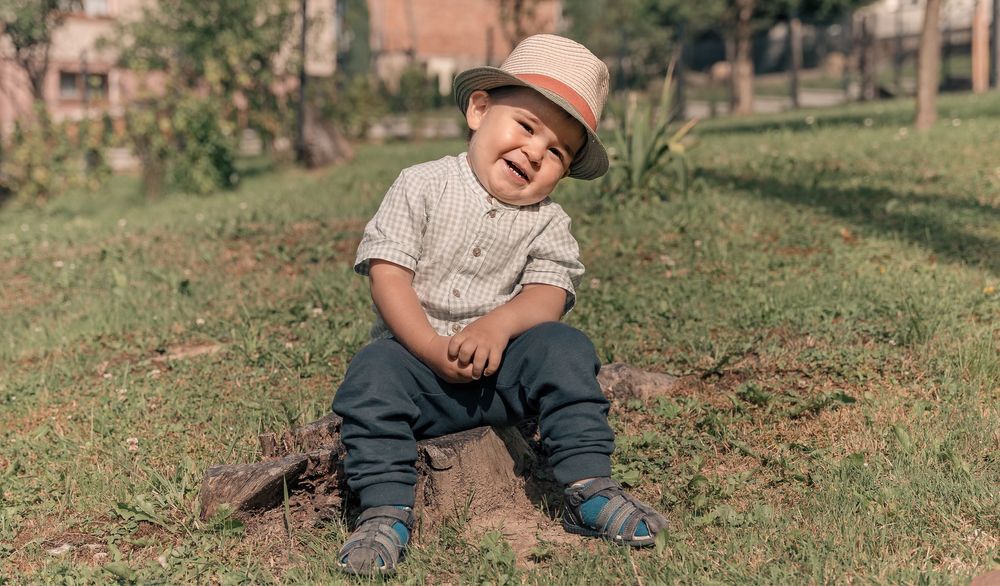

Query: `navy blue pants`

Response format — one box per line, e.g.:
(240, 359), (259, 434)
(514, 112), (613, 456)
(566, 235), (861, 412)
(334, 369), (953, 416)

(331, 321), (615, 508)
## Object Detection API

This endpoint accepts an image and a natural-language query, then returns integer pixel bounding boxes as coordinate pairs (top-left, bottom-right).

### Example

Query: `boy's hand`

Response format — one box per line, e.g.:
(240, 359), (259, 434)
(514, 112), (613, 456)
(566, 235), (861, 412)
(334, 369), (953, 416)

(447, 315), (511, 379)
(418, 334), (477, 383)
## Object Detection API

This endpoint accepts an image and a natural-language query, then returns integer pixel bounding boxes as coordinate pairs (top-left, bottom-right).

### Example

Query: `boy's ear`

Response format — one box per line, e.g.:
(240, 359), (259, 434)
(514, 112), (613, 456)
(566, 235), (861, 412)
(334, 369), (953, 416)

(465, 90), (490, 131)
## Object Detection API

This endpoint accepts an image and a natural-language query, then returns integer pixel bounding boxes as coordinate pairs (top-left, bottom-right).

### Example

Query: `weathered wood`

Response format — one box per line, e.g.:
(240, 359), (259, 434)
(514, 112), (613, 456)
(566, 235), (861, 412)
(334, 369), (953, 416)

(200, 453), (308, 519)
(598, 362), (680, 402)
(200, 447), (342, 520)
(413, 427), (541, 532)
(259, 412), (342, 459)
(202, 424), (543, 526)
(200, 364), (672, 526)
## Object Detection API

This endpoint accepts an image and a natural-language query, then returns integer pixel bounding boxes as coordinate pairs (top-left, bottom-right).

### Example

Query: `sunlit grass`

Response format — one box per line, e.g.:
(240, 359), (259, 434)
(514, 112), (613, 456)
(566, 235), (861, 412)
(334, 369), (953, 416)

(1, 92), (997, 583)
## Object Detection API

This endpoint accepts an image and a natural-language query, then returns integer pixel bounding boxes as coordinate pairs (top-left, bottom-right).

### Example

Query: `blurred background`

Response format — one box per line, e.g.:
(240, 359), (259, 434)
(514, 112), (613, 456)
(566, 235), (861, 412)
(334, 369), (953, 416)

(0, 0), (996, 204)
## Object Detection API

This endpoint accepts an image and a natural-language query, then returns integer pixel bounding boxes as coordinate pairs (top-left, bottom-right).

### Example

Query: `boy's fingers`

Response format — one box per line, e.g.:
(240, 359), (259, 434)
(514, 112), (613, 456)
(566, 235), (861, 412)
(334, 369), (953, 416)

(456, 339), (477, 364)
(471, 347), (489, 379)
(447, 335), (462, 359)
(483, 346), (503, 377)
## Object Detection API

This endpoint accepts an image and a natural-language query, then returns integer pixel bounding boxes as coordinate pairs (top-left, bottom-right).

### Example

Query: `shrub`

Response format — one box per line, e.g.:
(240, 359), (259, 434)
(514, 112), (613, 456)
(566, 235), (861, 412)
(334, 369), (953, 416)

(125, 94), (238, 198)
(170, 96), (238, 194)
(604, 64), (697, 202)
(389, 64), (442, 113)
(311, 73), (388, 139)
(0, 103), (110, 207)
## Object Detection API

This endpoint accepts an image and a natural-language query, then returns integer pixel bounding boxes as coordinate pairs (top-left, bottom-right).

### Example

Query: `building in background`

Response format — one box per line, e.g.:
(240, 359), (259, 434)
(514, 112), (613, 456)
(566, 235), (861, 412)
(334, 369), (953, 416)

(0, 0), (336, 135)
(367, 0), (563, 95)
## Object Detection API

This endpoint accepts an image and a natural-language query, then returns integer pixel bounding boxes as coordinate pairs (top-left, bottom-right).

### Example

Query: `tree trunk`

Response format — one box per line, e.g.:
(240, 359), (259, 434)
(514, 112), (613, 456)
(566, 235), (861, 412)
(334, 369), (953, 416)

(915, 0), (942, 130)
(300, 102), (355, 169)
(732, 0), (755, 115)
(992, 0), (1000, 88)
(788, 16), (803, 109)
(858, 14), (878, 101)
(971, 0), (989, 93)
(674, 22), (687, 120)
(198, 363), (680, 532)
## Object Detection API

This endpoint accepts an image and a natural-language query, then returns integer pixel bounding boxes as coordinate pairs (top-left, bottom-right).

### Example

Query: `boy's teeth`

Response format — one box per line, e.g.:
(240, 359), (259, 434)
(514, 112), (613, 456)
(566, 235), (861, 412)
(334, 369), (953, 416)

(507, 160), (527, 180)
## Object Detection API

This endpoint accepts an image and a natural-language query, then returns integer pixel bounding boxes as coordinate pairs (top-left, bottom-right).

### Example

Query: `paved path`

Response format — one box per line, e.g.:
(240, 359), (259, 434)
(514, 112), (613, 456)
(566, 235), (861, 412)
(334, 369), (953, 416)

(684, 88), (849, 119)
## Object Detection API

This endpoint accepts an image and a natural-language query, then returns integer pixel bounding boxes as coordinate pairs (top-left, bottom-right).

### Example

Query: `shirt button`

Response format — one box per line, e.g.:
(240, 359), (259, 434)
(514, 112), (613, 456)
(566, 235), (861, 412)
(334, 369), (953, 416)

(472, 247), (481, 257)
(451, 323), (462, 333)
(452, 288), (461, 298)
(488, 210), (497, 218)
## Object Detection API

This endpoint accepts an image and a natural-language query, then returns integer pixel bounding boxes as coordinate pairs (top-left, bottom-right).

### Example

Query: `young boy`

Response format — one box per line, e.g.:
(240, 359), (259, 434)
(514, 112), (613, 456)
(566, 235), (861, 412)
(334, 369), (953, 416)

(332, 34), (667, 575)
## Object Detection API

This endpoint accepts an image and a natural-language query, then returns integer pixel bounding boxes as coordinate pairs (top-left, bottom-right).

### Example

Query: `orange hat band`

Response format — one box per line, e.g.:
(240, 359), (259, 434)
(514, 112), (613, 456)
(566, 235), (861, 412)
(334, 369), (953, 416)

(515, 73), (597, 132)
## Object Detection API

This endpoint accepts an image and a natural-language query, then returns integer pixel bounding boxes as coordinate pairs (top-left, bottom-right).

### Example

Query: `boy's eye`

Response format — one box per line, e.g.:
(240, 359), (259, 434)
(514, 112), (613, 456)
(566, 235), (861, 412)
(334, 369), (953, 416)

(519, 122), (533, 134)
(549, 147), (565, 161)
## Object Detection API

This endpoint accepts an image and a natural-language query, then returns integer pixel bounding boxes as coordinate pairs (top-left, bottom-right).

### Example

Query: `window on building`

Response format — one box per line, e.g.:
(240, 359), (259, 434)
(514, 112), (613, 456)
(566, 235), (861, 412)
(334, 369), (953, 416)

(59, 71), (81, 100)
(58, 71), (109, 101)
(59, 0), (108, 16)
(83, 0), (108, 16)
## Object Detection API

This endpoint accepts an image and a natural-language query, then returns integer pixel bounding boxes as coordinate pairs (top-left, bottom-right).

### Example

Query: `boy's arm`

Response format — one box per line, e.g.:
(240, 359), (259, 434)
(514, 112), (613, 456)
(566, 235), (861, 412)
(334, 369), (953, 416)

(369, 259), (475, 383)
(448, 283), (566, 379)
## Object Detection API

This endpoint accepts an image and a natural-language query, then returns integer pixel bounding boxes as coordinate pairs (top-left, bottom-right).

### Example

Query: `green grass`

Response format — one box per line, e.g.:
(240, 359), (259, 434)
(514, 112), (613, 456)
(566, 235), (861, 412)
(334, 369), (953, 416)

(1, 91), (998, 584)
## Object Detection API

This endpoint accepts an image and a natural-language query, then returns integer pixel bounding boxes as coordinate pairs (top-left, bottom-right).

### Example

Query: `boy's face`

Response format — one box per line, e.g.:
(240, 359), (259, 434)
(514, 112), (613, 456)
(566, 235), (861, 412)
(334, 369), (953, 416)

(465, 88), (586, 206)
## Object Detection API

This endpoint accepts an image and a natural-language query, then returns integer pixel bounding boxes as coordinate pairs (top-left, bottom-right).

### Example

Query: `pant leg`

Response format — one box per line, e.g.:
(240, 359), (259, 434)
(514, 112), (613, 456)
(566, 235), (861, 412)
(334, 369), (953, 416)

(332, 338), (430, 508)
(490, 322), (615, 486)
(331, 338), (496, 508)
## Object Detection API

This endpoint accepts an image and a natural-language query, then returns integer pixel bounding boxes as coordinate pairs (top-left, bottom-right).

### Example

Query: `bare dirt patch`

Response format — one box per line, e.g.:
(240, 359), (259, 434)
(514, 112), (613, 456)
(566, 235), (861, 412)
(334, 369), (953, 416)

(150, 342), (225, 364)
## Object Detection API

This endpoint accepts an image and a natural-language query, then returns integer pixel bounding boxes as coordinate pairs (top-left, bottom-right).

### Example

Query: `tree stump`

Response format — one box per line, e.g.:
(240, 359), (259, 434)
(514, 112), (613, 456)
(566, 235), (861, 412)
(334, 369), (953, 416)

(597, 362), (680, 402)
(198, 363), (679, 531)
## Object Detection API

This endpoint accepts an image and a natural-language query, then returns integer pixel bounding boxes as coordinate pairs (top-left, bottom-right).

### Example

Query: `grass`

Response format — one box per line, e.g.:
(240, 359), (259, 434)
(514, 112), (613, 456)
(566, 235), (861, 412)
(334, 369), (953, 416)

(1, 91), (998, 584)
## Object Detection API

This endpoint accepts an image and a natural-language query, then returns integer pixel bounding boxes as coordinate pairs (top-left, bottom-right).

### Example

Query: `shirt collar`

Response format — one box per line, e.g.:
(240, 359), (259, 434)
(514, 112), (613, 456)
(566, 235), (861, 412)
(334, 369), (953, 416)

(458, 152), (544, 211)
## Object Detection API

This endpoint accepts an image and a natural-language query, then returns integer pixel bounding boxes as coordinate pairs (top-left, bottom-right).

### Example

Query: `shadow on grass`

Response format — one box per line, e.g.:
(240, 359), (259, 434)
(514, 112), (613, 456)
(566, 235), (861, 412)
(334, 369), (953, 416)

(698, 167), (1000, 277)
(696, 98), (1000, 137)
(235, 155), (279, 180)
(697, 111), (913, 137)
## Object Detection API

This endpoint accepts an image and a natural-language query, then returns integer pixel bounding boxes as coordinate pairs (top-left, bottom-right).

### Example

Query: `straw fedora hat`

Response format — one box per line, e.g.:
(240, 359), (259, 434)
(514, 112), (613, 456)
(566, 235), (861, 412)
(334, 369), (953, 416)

(453, 34), (610, 180)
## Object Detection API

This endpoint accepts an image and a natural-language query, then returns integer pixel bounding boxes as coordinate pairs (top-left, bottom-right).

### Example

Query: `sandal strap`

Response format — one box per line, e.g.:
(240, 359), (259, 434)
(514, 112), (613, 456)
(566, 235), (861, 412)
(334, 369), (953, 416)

(338, 506), (414, 574)
(565, 477), (619, 507)
(564, 478), (668, 541)
(357, 505), (414, 527)
(341, 523), (400, 561)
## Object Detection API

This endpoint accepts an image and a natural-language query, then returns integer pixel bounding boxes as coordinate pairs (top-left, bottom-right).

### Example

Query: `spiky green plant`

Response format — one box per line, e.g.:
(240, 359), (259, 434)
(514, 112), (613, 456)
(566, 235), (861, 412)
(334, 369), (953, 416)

(605, 59), (698, 201)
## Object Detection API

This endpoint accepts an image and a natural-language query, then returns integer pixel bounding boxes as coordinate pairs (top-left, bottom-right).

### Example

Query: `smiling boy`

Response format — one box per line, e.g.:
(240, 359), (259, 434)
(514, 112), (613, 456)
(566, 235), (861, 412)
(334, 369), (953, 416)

(332, 34), (667, 576)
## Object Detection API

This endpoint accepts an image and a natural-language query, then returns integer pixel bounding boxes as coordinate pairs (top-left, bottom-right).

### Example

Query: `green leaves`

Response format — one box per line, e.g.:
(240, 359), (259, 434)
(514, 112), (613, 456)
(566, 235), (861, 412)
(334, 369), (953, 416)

(605, 61), (698, 202)
(114, 494), (170, 529)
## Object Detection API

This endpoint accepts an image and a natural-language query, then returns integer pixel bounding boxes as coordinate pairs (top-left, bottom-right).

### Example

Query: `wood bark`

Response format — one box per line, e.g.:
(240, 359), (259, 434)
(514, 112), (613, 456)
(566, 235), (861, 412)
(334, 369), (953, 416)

(993, 0), (1000, 88)
(732, 0), (756, 115)
(300, 102), (355, 169)
(858, 13), (879, 101)
(198, 363), (680, 528)
(915, 0), (943, 130)
(788, 17), (803, 109)
(971, 0), (990, 93)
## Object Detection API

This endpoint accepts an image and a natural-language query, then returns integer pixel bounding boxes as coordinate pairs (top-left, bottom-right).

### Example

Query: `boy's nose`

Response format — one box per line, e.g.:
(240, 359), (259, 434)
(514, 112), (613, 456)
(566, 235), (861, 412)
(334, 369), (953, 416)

(523, 141), (544, 166)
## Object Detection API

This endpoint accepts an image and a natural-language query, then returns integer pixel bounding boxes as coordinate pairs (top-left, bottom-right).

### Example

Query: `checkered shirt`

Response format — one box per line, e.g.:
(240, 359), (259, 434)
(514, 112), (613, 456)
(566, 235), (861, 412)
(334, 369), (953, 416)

(355, 153), (584, 340)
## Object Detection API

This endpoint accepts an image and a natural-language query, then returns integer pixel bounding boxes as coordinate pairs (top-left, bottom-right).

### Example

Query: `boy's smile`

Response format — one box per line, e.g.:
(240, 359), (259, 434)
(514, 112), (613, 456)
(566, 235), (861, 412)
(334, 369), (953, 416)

(465, 88), (586, 207)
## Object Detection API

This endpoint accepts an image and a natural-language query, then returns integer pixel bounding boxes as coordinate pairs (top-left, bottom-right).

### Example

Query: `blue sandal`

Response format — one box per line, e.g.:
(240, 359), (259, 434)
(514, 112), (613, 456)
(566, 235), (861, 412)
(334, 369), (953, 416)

(337, 506), (414, 575)
(562, 478), (667, 546)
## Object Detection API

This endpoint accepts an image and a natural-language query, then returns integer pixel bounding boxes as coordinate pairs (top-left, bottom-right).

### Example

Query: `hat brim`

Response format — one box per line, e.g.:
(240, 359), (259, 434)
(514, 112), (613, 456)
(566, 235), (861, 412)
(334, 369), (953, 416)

(454, 67), (609, 181)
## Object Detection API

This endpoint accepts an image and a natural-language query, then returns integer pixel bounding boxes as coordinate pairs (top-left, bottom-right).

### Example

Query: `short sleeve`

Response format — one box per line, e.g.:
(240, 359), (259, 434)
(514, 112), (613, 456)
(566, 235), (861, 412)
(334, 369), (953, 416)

(354, 169), (427, 275)
(520, 213), (584, 314)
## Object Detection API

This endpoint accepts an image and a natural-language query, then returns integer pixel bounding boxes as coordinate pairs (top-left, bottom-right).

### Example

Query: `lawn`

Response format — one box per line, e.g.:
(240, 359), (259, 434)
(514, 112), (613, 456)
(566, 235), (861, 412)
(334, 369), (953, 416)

(1, 91), (998, 584)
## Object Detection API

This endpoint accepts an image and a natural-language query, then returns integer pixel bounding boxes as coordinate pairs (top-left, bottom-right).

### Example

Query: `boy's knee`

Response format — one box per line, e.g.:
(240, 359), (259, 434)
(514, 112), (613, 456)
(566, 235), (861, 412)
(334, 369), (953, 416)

(515, 322), (599, 370)
(531, 322), (596, 356)
(348, 339), (402, 372)
(332, 339), (409, 411)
